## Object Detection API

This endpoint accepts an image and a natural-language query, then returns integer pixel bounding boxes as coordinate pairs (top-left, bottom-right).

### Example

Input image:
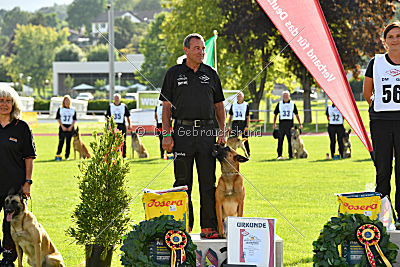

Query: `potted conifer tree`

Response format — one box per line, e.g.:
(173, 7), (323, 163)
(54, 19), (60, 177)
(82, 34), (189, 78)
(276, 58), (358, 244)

(67, 117), (131, 267)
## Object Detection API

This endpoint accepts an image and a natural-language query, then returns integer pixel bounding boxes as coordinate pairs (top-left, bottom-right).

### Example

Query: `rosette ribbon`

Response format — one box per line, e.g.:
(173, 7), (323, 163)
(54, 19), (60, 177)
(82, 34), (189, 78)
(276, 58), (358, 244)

(356, 224), (392, 267)
(165, 230), (188, 267)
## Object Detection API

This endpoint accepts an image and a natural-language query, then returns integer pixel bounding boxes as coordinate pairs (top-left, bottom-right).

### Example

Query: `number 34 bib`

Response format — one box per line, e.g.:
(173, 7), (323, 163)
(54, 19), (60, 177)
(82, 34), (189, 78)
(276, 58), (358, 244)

(373, 54), (400, 112)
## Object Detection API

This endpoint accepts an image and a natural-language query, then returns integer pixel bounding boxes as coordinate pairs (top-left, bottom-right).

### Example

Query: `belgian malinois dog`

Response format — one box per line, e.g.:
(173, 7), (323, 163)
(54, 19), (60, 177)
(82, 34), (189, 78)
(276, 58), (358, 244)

(213, 144), (248, 238)
(131, 132), (149, 159)
(226, 136), (249, 158)
(290, 126), (308, 158)
(4, 189), (65, 267)
(72, 127), (91, 160)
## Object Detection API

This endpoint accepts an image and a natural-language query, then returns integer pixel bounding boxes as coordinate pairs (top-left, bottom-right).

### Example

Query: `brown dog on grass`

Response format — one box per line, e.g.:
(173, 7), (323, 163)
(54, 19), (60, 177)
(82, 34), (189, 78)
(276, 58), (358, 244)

(72, 127), (91, 160)
(290, 126), (308, 158)
(5, 189), (65, 267)
(131, 132), (149, 159)
(213, 144), (248, 237)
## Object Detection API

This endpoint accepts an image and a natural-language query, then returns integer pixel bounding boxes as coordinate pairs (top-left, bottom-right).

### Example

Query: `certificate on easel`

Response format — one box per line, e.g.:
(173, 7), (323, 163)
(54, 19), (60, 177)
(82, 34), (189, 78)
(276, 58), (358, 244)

(227, 217), (275, 266)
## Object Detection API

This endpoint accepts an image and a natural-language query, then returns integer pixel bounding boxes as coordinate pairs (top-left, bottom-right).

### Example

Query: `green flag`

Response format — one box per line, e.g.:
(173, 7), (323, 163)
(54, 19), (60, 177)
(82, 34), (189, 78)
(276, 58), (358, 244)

(204, 35), (217, 68)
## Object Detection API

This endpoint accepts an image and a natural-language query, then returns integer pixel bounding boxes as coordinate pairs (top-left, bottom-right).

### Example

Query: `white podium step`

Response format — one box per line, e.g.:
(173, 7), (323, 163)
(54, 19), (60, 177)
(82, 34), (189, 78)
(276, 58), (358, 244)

(388, 230), (400, 266)
(190, 233), (283, 267)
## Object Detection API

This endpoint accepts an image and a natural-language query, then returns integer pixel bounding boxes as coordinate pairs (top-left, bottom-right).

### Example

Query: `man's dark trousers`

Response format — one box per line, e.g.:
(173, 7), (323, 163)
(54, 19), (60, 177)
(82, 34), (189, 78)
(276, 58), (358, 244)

(172, 124), (218, 230)
(117, 123), (127, 158)
(277, 121), (293, 158)
(328, 124), (345, 158)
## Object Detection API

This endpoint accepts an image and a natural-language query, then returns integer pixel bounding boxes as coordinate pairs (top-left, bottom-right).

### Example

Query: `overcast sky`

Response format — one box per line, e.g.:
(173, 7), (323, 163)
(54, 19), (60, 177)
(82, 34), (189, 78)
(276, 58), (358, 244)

(0, 0), (74, 12)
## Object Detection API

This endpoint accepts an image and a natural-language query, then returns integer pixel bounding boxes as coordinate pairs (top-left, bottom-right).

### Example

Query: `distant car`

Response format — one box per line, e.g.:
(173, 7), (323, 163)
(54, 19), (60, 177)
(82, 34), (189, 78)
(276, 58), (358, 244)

(76, 92), (94, 101)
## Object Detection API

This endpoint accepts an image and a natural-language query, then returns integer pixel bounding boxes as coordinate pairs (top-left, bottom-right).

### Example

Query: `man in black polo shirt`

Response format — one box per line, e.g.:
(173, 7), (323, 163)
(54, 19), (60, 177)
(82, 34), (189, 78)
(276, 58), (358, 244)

(160, 33), (226, 239)
(273, 91), (302, 159)
(106, 93), (131, 158)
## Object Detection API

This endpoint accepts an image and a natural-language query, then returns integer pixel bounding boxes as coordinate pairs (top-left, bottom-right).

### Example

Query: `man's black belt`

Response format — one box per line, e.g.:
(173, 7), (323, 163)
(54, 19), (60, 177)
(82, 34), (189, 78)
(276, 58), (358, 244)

(175, 119), (214, 127)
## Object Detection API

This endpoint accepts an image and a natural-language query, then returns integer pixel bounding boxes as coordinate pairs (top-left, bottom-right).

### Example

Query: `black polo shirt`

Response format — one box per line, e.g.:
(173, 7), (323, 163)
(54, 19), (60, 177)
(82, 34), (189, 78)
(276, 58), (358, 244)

(159, 60), (225, 120)
(0, 119), (36, 194)
(273, 101), (298, 122)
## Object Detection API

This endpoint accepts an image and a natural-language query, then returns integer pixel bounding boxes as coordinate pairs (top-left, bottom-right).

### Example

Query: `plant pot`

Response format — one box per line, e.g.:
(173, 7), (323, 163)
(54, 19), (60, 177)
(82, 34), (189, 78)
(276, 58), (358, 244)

(85, 244), (113, 267)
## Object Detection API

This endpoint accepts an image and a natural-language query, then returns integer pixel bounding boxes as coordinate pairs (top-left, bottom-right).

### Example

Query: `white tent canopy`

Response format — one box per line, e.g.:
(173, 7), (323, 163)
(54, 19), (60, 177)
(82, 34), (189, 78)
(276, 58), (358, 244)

(127, 83), (147, 91)
(72, 83), (95, 90)
(102, 84), (128, 92)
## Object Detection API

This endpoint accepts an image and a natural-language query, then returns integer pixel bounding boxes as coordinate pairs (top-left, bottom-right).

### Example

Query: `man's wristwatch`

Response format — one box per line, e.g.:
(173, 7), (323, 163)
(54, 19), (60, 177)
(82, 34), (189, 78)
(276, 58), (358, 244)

(25, 179), (33, 185)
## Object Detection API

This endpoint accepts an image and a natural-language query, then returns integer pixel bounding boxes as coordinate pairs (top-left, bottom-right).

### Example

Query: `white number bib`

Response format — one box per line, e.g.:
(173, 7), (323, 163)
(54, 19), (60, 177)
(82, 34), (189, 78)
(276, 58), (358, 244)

(232, 101), (247, 121)
(279, 101), (294, 120)
(110, 103), (125, 124)
(373, 54), (400, 111)
(59, 108), (75, 125)
(328, 106), (343, 125)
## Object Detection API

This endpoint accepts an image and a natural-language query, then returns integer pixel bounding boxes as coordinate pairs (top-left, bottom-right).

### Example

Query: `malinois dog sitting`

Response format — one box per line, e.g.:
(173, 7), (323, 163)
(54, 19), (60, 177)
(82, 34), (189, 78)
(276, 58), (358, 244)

(4, 188), (65, 267)
(290, 126), (308, 158)
(72, 127), (91, 160)
(131, 132), (149, 159)
(213, 144), (248, 238)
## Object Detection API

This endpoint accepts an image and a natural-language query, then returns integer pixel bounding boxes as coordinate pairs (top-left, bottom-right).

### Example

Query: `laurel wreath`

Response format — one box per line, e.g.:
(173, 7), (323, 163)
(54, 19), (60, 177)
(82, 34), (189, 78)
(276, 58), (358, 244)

(313, 213), (398, 266)
(120, 215), (197, 267)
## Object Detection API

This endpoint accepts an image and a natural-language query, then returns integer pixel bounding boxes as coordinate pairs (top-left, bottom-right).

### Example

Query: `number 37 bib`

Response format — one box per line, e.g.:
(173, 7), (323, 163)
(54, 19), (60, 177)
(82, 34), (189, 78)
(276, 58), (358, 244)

(373, 54), (400, 112)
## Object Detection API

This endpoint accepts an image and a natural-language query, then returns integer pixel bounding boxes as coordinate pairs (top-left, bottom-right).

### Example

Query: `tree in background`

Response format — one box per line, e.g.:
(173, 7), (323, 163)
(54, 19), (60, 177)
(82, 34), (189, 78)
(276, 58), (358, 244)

(87, 44), (119, 61)
(6, 24), (69, 96)
(98, 17), (147, 50)
(138, 12), (168, 88)
(0, 55), (12, 82)
(0, 7), (31, 37)
(133, 0), (161, 11)
(67, 0), (106, 32)
(29, 12), (60, 28)
(55, 43), (85, 61)
(37, 4), (69, 21)
(218, 0), (290, 119)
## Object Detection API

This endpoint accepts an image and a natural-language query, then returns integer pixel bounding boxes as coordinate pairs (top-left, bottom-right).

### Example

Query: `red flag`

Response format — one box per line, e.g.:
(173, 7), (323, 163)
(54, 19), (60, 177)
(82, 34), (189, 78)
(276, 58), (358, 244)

(256, 0), (373, 152)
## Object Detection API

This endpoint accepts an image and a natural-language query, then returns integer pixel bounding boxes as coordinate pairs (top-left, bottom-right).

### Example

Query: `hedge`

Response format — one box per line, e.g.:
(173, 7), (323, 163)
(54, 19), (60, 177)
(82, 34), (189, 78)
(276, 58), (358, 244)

(33, 99), (136, 111)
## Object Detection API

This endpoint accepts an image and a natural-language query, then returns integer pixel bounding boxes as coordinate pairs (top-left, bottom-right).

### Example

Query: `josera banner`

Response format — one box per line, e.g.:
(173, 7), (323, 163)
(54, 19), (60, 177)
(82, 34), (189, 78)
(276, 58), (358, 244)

(256, 0), (373, 152)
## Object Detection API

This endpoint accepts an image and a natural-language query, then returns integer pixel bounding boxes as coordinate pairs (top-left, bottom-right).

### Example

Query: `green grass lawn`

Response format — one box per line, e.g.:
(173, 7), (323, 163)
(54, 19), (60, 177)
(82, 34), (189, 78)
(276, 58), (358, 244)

(2, 120), (388, 266)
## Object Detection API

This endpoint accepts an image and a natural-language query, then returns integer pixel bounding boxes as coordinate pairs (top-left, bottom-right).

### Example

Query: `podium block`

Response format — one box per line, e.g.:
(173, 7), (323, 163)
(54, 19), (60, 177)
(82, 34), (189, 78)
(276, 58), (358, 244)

(388, 230), (400, 266)
(191, 234), (283, 267)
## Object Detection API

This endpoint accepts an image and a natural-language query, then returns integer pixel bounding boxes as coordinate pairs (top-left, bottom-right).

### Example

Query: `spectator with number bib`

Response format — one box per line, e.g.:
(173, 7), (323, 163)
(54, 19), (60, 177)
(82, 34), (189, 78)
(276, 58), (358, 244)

(326, 103), (345, 159)
(106, 93), (131, 158)
(55, 95), (76, 161)
(273, 91), (302, 159)
(227, 92), (250, 157)
(363, 21), (400, 228)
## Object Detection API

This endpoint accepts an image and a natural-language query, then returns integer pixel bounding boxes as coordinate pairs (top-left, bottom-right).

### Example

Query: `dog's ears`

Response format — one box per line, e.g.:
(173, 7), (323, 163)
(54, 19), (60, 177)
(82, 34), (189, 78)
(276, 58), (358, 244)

(76, 126), (79, 132)
(234, 154), (249, 163)
(299, 128), (302, 134)
(348, 129), (351, 134)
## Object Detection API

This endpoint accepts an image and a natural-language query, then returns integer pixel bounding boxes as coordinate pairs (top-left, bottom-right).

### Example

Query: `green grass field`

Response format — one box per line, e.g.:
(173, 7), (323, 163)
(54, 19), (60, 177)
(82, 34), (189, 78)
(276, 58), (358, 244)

(2, 114), (388, 266)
